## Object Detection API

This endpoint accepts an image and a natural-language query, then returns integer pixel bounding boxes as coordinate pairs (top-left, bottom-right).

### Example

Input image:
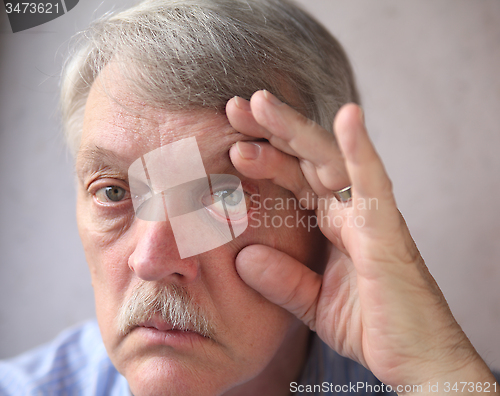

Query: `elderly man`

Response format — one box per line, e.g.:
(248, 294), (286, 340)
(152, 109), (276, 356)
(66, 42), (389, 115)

(0, 0), (498, 395)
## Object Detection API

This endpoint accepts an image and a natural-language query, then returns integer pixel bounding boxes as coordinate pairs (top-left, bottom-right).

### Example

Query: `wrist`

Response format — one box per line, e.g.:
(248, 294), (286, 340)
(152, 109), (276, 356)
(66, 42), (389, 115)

(401, 356), (499, 396)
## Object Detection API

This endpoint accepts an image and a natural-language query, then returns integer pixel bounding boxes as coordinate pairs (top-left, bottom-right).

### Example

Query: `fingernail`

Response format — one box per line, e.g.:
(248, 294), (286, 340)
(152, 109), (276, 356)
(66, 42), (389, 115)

(263, 90), (284, 106)
(236, 141), (261, 160)
(234, 96), (251, 111)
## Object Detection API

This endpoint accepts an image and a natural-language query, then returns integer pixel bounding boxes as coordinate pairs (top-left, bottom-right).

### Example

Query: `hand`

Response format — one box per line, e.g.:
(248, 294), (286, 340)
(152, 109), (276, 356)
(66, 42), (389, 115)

(226, 90), (497, 392)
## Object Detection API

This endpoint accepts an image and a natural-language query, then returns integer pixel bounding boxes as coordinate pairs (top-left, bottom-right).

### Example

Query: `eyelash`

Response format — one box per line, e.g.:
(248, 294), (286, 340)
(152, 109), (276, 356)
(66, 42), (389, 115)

(201, 188), (251, 221)
(90, 179), (257, 221)
(89, 180), (131, 208)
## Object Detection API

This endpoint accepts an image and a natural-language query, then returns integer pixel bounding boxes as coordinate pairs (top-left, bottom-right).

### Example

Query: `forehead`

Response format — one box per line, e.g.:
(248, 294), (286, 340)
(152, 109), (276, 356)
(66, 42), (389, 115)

(77, 67), (242, 171)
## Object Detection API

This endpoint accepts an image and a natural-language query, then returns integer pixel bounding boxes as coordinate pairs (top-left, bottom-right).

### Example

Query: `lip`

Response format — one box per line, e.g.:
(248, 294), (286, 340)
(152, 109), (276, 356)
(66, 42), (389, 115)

(130, 316), (211, 349)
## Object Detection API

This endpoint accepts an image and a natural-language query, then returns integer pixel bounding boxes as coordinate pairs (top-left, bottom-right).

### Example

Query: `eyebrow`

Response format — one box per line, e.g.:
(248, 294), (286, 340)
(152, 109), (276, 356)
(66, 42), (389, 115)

(76, 146), (130, 181)
(76, 144), (239, 183)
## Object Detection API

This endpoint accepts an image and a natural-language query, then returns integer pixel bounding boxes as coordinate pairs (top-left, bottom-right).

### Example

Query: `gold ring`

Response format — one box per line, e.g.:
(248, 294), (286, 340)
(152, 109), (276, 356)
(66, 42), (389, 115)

(333, 186), (352, 202)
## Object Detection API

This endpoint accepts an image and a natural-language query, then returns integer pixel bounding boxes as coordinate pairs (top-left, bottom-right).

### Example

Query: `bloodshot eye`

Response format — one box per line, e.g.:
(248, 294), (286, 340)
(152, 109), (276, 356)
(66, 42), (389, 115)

(214, 189), (243, 206)
(202, 188), (249, 221)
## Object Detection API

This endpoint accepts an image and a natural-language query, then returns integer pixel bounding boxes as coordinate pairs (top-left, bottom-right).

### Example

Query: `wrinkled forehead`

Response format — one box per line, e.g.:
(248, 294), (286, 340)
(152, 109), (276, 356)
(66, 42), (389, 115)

(77, 65), (242, 172)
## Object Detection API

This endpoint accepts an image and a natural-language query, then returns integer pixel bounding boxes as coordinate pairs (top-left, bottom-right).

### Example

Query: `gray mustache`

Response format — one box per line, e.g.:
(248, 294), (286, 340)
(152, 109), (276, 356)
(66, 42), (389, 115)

(117, 282), (216, 339)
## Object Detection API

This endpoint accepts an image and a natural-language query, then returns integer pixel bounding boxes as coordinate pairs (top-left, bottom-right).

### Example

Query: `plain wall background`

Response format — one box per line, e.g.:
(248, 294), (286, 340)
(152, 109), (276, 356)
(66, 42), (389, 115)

(1, 0), (499, 372)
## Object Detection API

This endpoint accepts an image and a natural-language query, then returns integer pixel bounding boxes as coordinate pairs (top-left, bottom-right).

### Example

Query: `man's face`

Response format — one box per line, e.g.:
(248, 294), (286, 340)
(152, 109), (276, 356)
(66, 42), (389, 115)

(75, 68), (324, 396)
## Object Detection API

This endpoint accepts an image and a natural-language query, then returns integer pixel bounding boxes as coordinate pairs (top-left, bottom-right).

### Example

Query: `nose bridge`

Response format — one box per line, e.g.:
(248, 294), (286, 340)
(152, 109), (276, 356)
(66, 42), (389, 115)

(127, 137), (248, 264)
(129, 218), (199, 283)
(129, 137), (208, 224)
(137, 218), (177, 258)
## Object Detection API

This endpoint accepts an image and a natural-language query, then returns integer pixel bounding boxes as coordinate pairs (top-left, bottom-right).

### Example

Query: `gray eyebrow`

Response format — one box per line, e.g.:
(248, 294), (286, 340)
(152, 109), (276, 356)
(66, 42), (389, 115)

(76, 143), (240, 183)
(76, 145), (130, 180)
(77, 146), (124, 163)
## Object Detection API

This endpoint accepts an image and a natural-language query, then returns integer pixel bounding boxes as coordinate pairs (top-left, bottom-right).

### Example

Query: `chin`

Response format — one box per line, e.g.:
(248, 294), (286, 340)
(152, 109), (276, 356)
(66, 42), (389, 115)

(124, 355), (244, 396)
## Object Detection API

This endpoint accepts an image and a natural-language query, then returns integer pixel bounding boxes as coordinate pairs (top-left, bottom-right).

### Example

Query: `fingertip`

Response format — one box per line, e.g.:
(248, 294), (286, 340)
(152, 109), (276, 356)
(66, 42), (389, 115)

(236, 243), (265, 260)
(226, 96), (237, 113)
(250, 89), (266, 102)
(334, 105), (394, 203)
(238, 141), (261, 160)
(229, 141), (269, 181)
(229, 143), (240, 162)
(226, 96), (251, 122)
(250, 89), (285, 113)
(227, 94), (271, 138)
(226, 97), (238, 126)
(235, 245), (268, 276)
(333, 103), (365, 161)
(333, 103), (362, 132)
(233, 96), (251, 112)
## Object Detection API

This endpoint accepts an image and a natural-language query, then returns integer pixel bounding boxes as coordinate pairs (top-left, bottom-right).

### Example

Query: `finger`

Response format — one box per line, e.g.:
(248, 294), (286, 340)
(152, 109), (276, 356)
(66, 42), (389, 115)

(249, 90), (350, 191)
(226, 96), (271, 139)
(229, 141), (328, 202)
(227, 96), (304, 158)
(235, 244), (322, 330)
(333, 104), (400, 227)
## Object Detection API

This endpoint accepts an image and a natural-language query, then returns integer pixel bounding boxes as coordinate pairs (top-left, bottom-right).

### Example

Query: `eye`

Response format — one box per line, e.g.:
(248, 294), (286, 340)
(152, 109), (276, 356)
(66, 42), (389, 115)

(202, 188), (249, 221)
(214, 189), (243, 206)
(95, 186), (128, 203)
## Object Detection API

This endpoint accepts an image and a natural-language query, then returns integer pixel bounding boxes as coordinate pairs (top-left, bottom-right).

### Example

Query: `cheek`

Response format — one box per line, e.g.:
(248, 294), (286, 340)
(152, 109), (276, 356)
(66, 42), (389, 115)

(80, 230), (135, 357)
(77, 187), (134, 276)
(238, 198), (327, 269)
(200, 245), (296, 373)
(76, 190), (134, 330)
(234, 304), (294, 374)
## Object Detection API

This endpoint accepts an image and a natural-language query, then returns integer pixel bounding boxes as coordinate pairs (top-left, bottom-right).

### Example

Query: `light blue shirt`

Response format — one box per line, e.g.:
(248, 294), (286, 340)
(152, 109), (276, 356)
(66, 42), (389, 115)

(1, 320), (496, 395)
(0, 321), (129, 395)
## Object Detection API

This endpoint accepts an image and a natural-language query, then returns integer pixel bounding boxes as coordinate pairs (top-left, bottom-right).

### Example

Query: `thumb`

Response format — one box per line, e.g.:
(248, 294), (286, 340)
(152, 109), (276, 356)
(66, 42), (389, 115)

(235, 245), (322, 330)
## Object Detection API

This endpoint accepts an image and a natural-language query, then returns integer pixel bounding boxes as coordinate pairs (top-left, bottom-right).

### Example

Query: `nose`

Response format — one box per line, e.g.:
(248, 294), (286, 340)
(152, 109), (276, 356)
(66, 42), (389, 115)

(128, 220), (200, 283)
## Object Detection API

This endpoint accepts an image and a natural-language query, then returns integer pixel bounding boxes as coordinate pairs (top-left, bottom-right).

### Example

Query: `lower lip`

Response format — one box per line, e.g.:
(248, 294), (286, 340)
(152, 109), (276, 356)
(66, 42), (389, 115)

(131, 326), (210, 349)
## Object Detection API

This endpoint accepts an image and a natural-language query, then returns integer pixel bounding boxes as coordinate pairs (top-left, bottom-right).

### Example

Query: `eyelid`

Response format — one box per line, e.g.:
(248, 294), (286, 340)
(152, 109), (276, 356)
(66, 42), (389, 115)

(202, 187), (251, 222)
(203, 182), (243, 203)
(84, 168), (129, 188)
(207, 178), (259, 206)
(88, 178), (131, 206)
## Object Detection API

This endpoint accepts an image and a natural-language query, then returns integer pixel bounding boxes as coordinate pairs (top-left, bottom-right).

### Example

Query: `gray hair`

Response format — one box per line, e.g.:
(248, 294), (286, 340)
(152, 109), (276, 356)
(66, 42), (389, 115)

(60, 0), (360, 155)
